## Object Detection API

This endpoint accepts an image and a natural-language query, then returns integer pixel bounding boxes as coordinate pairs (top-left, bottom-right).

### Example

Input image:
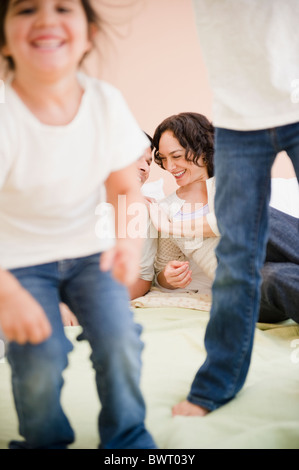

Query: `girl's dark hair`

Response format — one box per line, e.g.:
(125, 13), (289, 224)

(0, 0), (101, 71)
(143, 131), (154, 151)
(153, 112), (214, 177)
(0, 1), (11, 69)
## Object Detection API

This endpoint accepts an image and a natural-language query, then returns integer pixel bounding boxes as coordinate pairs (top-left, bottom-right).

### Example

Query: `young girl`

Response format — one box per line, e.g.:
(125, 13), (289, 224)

(0, 0), (156, 449)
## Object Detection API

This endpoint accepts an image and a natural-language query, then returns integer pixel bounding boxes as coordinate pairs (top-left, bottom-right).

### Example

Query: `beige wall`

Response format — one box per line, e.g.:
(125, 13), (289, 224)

(85, 0), (296, 195)
(85, 0), (212, 194)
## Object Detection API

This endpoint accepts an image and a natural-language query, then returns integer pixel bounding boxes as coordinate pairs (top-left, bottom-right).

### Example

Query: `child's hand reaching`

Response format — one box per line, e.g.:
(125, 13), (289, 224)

(100, 239), (141, 286)
(0, 271), (52, 345)
(149, 202), (172, 234)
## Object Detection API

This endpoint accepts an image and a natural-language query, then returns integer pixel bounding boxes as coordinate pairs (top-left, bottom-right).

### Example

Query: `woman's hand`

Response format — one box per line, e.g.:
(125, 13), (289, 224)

(158, 260), (192, 289)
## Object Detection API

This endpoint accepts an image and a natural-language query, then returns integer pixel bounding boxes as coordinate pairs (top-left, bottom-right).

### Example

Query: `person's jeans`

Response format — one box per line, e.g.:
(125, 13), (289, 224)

(188, 121), (299, 411)
(7, 253), (156, 449)
(259, 207), (299, 324)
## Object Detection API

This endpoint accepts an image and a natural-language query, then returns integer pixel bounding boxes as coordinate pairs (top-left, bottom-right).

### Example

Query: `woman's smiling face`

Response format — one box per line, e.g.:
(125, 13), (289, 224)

(157, 130), (209, 186)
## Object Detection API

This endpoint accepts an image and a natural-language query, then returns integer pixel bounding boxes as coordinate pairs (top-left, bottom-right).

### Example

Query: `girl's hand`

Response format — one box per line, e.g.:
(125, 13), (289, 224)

(100, 239), (141, 286)
(0, 272), (52, 344)
(143, 196), (156, 207)
(161, 260), (192, 289)
(149, 202), (215, 239)
(149, 202), (172, 234)
(149, 202), (202, 238)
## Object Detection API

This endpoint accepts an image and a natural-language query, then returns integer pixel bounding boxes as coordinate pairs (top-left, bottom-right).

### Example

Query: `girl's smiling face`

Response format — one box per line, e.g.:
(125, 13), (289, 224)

(2, 0), (93, 80)
(157, 130), (209, 186)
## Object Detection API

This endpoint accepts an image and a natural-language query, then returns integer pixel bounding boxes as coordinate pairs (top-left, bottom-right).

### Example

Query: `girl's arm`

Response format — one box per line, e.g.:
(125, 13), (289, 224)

(129, 278), (152, 299)
(149, 203), (218, 238)
(101, 162), (148, 286)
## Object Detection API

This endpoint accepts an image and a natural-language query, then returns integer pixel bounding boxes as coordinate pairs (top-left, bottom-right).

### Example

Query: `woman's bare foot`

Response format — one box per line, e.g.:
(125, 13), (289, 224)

(172, 400), (209, 417)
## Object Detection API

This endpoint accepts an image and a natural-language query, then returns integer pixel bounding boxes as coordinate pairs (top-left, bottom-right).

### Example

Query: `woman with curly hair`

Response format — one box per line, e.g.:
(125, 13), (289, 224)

(151, 112), (220, 293)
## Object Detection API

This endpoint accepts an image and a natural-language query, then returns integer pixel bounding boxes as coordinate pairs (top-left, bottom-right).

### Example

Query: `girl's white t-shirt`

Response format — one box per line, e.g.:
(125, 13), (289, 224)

(0, 74), (150, 269)
(192, 0), (299, 130)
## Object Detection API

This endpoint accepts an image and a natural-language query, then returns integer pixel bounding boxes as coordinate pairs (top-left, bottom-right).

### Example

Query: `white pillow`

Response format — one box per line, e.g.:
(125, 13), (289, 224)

(270, 177), (299, 218)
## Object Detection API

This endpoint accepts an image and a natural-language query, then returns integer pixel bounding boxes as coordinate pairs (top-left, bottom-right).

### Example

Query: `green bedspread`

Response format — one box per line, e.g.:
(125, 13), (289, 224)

(1, 307), (299, 449)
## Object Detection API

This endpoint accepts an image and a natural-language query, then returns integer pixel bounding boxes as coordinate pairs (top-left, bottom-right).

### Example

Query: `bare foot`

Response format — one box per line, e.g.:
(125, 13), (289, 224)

(172, 400), (209, 417)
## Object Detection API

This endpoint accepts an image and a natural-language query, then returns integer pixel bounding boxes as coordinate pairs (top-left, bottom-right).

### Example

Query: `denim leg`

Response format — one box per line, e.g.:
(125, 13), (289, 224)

(265, 207), (299, 264)
(61, 254), (156, 449)
(259, 262), (299, 324)
(188, 128), (277, 410)
(259, 206), (299, 323)
(7, 264), (74, 449)
(258, 122), (299, 324)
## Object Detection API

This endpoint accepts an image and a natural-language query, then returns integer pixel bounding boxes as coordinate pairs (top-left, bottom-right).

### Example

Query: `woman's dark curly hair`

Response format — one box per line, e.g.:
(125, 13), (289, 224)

(0, 0), (101, 71)
(153, 112), (214, 177)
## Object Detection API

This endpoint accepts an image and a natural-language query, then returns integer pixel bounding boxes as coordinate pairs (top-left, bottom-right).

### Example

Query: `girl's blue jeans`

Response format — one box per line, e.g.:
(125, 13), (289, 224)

(188, 121), (299, 411)
(7, 253), (156, 449)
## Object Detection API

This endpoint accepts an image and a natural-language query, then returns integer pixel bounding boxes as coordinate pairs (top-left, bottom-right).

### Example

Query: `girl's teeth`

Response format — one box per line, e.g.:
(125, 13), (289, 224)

(34, 40), (62, 49)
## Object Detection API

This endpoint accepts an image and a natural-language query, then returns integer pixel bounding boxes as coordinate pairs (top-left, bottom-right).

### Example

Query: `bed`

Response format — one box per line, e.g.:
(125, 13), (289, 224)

(1, 290), (299, 450)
